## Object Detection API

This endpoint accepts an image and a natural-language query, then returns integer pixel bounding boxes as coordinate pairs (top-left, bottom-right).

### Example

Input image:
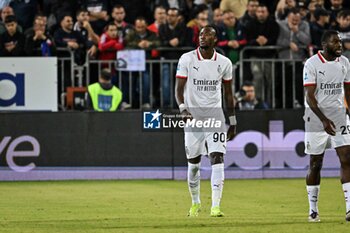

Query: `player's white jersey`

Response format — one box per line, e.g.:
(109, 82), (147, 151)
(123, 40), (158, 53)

(303, 51), (350, 126)
(176, 48), (232, 119)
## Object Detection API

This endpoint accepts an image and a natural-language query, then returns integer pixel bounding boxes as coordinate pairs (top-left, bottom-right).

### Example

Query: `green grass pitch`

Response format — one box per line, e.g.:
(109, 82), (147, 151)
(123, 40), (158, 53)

(0, 178), (349, 233)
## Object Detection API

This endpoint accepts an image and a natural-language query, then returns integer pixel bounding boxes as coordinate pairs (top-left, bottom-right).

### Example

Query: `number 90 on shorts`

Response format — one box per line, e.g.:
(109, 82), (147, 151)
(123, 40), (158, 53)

(184, 131), (227, 159)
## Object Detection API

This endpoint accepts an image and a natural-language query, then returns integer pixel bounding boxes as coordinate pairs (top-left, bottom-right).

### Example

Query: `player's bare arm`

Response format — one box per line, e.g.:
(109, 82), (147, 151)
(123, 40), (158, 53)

(223, 80), (236, 141)
(345, 84), (350, 115)
(175, 77), (192, 120)
(305, 85), (336, 136)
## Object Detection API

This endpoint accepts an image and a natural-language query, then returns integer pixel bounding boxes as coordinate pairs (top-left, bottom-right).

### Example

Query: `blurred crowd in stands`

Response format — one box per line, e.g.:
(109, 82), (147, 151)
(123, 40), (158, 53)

(0, 0), (349, 110)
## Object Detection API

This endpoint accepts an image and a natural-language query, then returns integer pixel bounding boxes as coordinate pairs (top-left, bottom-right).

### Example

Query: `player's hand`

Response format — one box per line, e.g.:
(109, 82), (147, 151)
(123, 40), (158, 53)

(322, 118), (336, 136)
(180, 109), (193, 122)
(227, 125), (236, 141)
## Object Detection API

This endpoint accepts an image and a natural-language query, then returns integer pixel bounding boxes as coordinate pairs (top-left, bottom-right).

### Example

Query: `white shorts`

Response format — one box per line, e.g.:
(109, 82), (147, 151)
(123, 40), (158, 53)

(305, 115), (350, 154)
(184, 130), (227, 159)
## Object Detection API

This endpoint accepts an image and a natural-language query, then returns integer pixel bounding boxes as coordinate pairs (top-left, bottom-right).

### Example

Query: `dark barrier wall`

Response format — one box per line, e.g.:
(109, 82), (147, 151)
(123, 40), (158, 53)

(1, 112), (176, 167)
(0, 110), (340, 180)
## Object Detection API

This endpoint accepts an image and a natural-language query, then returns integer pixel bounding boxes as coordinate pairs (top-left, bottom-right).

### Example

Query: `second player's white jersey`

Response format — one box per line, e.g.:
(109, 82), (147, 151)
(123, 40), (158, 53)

(303, 51), (350, 123)
(176, 48), (232, 118)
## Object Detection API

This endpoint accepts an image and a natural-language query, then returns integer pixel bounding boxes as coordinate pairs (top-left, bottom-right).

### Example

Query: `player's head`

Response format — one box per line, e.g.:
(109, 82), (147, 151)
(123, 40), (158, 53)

(321, 30), (342, 57)
(199, 25), (217, 50)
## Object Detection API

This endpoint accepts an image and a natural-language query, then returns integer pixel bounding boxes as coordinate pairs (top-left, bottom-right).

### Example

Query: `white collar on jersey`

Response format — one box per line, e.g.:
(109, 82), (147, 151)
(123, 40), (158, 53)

(317, 51), (340, 63)
(196, 47), (217, 61)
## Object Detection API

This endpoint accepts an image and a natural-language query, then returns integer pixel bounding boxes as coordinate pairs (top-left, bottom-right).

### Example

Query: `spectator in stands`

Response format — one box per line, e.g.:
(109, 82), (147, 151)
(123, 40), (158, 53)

(110, 4), (134, 109)
(306, 0), (325, 22)
(0, 15), (25, 56)
(0, 6), (22, 35)
(98, 22), (124, 61)
(159, 7), (187, 107)
(202, 0), (219, 24)
(186, 10), (209, 47)
(298, 1), (309, 20)
(186, 4), (208, 28)
(217, 10), (246, 65)
(147, 5), (166, 59)
(126, 17), (160, 56)
(220, 0), (247, 19)
(328, 0), (344, 27)
(309, 7), (330, 50)
(24, 17), (56, 56)
(43, 0), (79, 34)
(239, 0), (259, 31)
(81, 0), (109, 35)
(149, 0), (192, 23)
(277, 7), (311, 59)
(87, 68), (123, 111)
(245, 4), (279, 103)
(330, 10), (350, 59)
(235, 81), (269, 110)
(24, 14), (48, 39)
(275, 0), (297, 20)
(277, 8), (311, 108)
(74, 8), (99, 58)
(147, 5), (167, 35)
(54, 14), (87, 66)
(213, 7), (224, 27)
(110, 4), (133, 46)
(109, 0), (149, 24)
(125, 17), (160, 108)
(9, 0), (37, 31)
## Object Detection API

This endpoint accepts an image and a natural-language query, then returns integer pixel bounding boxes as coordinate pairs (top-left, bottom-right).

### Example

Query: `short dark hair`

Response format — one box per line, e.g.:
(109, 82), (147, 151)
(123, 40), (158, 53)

(242, 80), (254, 88)
(314, 7), (329, 21)
(100, 68), (112, 81)
(154, 5), (166, 12)
(105, 21), (117, 30)
(58, 13), (72, 23)
(337, 9), (350, 19)
(4, 15), (17, 24)
(76, 8), (88, 16)
(321, 30), (339, 43)
(287, 7), (300, 15)
(113, 4), (124, 10)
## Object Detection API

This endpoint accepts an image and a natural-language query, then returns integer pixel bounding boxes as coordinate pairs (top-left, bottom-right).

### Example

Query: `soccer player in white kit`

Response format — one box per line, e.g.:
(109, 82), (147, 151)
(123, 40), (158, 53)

(304, 30), (350, 222)
(175, 25), (236, 217)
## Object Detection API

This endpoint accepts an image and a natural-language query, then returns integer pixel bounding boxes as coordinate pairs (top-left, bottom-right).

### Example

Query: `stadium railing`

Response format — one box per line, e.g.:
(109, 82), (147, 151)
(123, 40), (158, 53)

(56, 46), (307, 110)
(238, 46), (306, 109)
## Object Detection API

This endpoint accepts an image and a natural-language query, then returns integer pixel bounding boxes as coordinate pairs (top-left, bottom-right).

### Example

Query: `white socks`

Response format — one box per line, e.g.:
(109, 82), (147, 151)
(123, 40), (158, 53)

(307, 183), (350, 215)
(306, 185), (320, 215)
(343, 182), (350, 213)
(188, 162), (200, 204)
(188, 162), (225, 207)
(211, 163), (224, 208)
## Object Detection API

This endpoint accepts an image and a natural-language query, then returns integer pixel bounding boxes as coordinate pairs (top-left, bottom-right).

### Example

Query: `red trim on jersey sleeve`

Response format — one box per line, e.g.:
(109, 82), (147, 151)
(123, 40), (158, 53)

(196, 48), (201, 61)
(176, 75), (187, 79)
(304, 83), (316, 86)
(344, 82), (350, 85)
(317, 51), (326, 63)
(222, 78), (232, 83)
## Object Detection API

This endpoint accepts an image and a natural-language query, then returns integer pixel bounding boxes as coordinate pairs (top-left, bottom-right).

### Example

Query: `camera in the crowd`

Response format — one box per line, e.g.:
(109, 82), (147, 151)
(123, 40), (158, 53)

(234, 89), (246, 102)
